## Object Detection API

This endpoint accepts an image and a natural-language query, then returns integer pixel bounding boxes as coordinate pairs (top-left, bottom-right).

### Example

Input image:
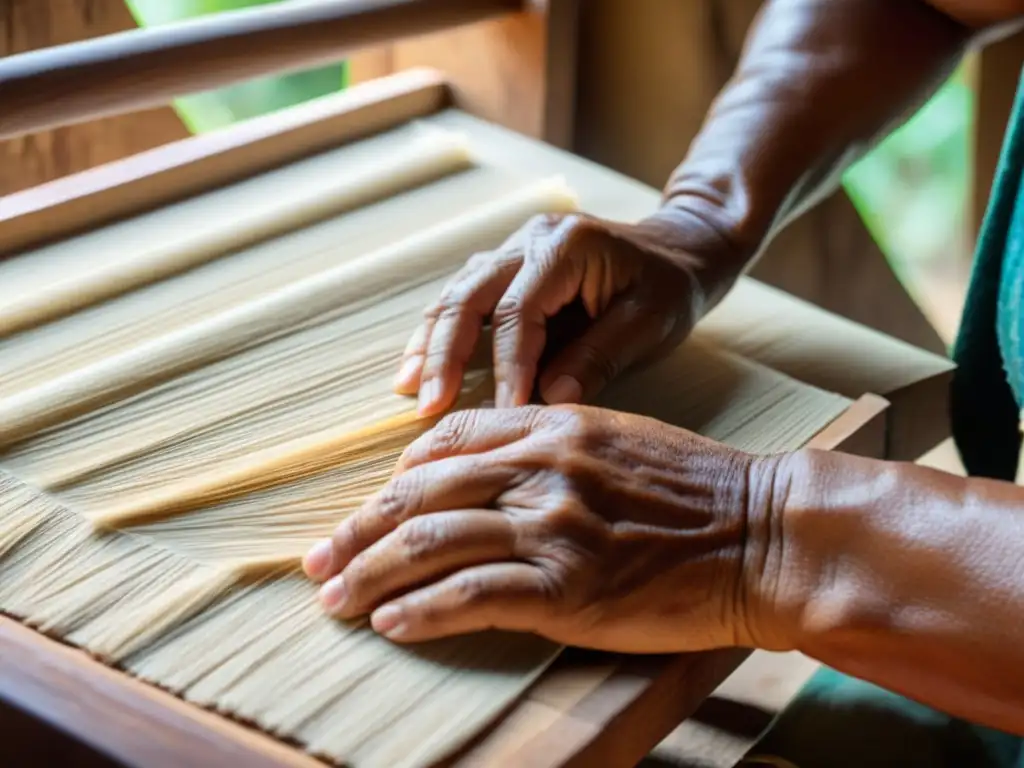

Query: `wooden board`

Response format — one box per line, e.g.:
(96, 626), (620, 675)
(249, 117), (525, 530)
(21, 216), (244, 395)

(0, 70), (948, 767)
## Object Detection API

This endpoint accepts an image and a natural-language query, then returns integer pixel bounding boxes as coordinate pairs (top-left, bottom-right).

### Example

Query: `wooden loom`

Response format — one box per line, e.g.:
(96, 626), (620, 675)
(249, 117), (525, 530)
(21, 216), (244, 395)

(0, 3), (955, 767)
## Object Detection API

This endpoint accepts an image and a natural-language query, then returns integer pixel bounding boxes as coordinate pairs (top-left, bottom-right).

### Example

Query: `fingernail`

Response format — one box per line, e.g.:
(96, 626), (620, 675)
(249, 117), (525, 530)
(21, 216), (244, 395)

(543, 375), (582, 404)
(393, 356), (421, 393)
(418, 379), (441, 415)
(372, 604), (406, 638)
(303, 540), (334, 581)
(319, 575), (348, 613)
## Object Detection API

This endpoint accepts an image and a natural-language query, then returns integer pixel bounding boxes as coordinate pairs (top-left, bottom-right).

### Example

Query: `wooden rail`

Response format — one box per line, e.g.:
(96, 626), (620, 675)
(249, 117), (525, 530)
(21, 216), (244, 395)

(0, 0), (520, 139)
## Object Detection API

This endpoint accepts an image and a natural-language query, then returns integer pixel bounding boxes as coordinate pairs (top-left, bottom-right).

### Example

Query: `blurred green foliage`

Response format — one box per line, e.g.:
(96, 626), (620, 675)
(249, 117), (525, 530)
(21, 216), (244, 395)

(127, 0), (970, 275)
(843, 66), (971, 276)
(124, 0), (348, 133)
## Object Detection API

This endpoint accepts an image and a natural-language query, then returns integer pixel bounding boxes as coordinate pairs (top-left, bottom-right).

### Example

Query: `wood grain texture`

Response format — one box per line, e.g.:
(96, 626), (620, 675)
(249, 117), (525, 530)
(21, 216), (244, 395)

(0, 68), (449, 257)
(572, 0), (946, 356)
(0, 616), (325, 768)
(0, 0), (188, 195)
(0, 0), (519, 140)
(347, 0), (580, 147)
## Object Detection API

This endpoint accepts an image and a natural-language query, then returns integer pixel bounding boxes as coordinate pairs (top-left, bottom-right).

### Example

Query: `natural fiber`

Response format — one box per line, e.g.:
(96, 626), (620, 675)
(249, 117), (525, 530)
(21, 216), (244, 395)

(0, 123), (851, 767)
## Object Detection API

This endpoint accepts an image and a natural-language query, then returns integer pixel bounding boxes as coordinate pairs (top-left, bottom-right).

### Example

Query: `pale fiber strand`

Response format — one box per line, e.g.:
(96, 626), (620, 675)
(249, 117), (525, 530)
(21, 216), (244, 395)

(0, 166), (515, 398)
(0, 130), (473, 337)
(0, 136), (853, 768)
(0, 177), (577, 445)
(0, 473), (563, 768)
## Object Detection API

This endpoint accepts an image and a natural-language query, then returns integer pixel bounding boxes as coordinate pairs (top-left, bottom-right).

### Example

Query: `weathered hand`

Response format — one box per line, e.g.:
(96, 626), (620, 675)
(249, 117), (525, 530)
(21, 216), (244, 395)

(394, 211), (728, 417)
(303, 406), (785, 653)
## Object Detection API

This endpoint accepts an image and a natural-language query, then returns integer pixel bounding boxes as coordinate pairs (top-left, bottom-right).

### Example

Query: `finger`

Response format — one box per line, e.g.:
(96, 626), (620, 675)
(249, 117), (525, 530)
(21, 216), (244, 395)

(304, 454), (520, 582)
(368, 562), (552, 642)
(417, 255), (520, 417)
(394, 322), (430, 395)
(491, 241), (583, 408)
(395, 407), (544, 474)
(320, 510), (516, 619)
(538, 290), (675, 404)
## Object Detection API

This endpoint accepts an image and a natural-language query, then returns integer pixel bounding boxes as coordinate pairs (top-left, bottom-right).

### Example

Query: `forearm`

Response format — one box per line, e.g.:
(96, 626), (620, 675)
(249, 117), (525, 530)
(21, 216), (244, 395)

(651, 0), (976, 306)
(770, 449), (1024, 735)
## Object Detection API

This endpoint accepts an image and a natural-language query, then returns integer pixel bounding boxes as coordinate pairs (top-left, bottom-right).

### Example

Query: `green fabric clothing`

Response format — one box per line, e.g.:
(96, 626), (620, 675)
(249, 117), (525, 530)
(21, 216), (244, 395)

(744, 667), (1022, 768)
(951, 67), (1024, 480)
(745, 67), (1024, 767)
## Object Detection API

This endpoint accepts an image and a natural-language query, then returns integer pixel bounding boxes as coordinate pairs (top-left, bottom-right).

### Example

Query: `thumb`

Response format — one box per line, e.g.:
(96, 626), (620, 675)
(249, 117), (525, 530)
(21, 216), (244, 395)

(537, 290), (677, 404)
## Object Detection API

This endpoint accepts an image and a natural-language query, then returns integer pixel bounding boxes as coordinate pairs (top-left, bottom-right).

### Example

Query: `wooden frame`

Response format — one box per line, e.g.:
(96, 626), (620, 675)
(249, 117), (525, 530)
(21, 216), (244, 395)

(0, 0), (578, 195)
(0, 68), (953, 767)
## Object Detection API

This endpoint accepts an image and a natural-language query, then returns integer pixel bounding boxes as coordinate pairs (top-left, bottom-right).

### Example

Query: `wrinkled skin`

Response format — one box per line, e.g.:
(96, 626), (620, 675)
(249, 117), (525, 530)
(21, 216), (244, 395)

(393, 212), (730, 418)
(300, 0), (1024, 737)
(303, 406), (781, 652)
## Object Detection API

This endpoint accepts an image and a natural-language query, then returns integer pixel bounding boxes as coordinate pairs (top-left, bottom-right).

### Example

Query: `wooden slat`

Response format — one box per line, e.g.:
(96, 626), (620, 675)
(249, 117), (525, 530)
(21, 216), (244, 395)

(0, 0), (519, 139)
(0, 0), (189, 195)
(0, 68), (449, 256)
(0, 618), (325, 768)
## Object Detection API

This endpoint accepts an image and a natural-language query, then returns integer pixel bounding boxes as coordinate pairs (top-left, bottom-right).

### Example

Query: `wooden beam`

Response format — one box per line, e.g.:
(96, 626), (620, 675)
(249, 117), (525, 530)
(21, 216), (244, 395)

(0, 0), (519, 140)
(0, 0), (188, 195)
(0, 69), (449, 257)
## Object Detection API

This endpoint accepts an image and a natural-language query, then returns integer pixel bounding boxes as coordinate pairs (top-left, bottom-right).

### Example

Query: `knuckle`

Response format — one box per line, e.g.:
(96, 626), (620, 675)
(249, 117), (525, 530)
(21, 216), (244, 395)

(538, 502), (587, 539)
(436, 284), (477, 314)
(454, 573), (490, 607)
(428, 411), (474, 456)
(375, 476), (420, 524)
(534, 565), (569, 606)
(542, 404), (603, 448)
(397, 518), (447, 562)
(492, 294), (526, 326)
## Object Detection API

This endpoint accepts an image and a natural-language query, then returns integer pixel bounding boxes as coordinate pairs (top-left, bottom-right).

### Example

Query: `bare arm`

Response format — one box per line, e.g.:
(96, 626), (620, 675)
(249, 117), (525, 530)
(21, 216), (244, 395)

(759, 450), (1024, 736)
(654, 0), (1021, 308)
(397, 0), (1024, 417)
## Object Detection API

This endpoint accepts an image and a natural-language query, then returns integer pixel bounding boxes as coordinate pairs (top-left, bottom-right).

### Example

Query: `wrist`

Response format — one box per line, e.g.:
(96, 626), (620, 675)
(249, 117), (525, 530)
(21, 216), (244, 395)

(637, 195), (757, 314)
(738, 448), (840, 652)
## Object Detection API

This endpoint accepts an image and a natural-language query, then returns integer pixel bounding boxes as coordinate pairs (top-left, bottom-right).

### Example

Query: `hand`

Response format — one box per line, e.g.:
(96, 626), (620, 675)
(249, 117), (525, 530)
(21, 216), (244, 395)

(302, 406), (787, 653)
(394, 210), (733, 417)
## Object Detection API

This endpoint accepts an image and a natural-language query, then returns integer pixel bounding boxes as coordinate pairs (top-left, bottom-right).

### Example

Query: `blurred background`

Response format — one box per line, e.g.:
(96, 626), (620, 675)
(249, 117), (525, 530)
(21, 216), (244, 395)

(127, 0), (973, 347)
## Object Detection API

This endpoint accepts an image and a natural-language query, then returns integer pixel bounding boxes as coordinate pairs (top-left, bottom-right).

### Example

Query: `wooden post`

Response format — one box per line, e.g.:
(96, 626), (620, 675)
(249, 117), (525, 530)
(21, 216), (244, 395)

(347, 0), (581, 149)
(0, 0), (189, 196)
(572, 0), (946, 356)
